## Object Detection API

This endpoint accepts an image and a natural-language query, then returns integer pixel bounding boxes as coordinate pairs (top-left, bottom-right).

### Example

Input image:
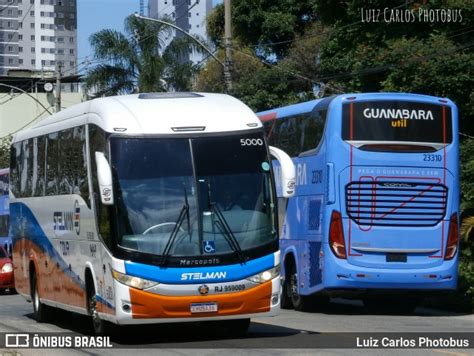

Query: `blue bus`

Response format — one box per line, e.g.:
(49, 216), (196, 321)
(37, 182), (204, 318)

(257, 93), (460, 311)
(0, 168), (11, 256)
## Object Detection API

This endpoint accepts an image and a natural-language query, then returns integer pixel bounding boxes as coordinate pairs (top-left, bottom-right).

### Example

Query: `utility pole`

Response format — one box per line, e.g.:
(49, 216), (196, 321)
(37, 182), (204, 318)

(224, 0), (233, 92)
(55, 65), (62, 113)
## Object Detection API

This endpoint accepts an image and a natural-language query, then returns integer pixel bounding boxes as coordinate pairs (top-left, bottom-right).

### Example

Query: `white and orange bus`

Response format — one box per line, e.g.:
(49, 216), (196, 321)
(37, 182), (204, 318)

(10, 93), (295, 334)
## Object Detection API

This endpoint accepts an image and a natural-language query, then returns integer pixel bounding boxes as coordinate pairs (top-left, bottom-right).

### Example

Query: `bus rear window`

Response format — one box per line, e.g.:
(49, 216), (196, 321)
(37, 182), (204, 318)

(342, 101), (452, 146)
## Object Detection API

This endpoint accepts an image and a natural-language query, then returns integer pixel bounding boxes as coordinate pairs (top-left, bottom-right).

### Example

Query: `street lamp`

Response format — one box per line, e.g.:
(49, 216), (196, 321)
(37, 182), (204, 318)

(133, 13), (232, 93)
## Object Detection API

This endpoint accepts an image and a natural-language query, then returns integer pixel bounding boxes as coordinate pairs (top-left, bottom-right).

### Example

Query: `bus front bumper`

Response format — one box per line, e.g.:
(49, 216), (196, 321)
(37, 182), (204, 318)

(109, 277), (280, 325)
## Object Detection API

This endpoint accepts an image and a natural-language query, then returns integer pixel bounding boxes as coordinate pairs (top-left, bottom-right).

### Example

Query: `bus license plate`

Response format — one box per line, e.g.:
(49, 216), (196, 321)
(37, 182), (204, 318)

(190, 302), (218, 313)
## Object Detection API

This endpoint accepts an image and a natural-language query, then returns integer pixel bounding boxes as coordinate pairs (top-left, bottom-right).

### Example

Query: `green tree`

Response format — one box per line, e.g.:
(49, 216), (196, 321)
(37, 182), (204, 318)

(85, 15), (202, 96)
(202, 3), (340, 109)
(0, 136), (10, 168)
(207, 0), (317, 58)
(461, 138), (474, 212)
(314, 0), (474, 129)
(195, 47), (300, 111)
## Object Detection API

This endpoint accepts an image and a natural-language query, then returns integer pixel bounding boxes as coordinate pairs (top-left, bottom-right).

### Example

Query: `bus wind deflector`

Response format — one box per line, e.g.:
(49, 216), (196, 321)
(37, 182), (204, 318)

(269, 146), (296, 198)
(95, 152), (114, 205)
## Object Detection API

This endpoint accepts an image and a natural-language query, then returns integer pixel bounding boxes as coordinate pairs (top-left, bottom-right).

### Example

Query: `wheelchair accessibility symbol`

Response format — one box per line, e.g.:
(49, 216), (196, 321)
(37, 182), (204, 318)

(203, 240), (216, 253)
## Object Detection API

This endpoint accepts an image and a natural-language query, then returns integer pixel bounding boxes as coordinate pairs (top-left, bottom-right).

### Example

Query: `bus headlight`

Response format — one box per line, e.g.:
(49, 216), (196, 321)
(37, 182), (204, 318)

(111, 269), (159, 290)
(246, 265), (281, 284)
(1, 263), (13, 273)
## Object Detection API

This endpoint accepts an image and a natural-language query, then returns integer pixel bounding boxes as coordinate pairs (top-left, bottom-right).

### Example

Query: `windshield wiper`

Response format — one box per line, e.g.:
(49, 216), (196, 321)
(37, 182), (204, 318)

(210, 202), (246, 264)
(202, 181), (245, 263)
(160, 186), (191, 265)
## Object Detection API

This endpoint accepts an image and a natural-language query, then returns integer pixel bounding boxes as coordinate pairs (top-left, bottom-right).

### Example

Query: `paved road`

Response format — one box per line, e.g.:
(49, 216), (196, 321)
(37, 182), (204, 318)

(0, 293), (472, 355)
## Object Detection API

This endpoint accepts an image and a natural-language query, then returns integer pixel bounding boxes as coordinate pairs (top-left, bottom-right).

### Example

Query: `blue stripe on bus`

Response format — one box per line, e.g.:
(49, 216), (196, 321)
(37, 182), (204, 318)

(9, 202), (85, 290)
(96, 294), (115, 310)
(124, 253), (276, 284)
(258, 99), (322, 119)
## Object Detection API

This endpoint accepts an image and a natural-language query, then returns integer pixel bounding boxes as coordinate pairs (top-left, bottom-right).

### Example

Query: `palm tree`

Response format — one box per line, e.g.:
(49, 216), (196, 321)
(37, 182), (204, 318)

(85, 15), (203, 96)
(461, 216), (474, 241)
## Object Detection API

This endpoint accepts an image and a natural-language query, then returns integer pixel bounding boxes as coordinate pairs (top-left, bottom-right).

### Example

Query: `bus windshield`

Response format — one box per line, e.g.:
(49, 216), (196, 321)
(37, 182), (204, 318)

(110, 132), (276, 263)
(342, 101), (453, 150)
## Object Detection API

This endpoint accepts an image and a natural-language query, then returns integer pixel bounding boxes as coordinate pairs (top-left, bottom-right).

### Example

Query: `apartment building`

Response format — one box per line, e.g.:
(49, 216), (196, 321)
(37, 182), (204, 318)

(148, 0), (213, 63)
(0, 0), (77, 76)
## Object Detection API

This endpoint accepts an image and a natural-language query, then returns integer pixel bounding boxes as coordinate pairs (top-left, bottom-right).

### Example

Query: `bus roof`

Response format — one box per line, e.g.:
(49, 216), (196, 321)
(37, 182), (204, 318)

(13, 93), (262, 142)
(257, 92), (454, 119)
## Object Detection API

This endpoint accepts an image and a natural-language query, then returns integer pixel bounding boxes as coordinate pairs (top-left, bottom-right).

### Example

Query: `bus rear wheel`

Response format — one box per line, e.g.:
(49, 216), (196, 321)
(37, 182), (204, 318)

(31, 270), (51, 322)
(280, 276), (293, 309)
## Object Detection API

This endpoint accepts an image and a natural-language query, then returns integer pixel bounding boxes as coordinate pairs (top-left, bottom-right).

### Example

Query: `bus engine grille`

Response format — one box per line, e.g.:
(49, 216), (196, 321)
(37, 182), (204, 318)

(345, 181), (448, 227)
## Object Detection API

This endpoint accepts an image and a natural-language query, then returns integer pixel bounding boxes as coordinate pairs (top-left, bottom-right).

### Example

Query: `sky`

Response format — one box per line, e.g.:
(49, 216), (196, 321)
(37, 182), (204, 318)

(77, 0), (139, 65)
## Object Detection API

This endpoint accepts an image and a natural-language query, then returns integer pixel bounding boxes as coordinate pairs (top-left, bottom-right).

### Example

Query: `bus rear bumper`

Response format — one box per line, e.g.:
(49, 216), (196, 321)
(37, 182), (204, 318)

(323, 258), (458, 291)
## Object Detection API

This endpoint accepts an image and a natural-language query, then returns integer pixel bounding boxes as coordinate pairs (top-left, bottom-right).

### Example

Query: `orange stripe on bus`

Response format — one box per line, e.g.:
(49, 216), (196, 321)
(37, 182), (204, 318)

(13, 238), (86, 309)
(129, 281), (272, 319)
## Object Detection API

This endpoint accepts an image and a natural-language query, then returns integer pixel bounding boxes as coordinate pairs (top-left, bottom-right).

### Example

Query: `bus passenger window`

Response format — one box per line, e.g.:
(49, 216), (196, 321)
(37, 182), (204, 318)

(300, 110), (326, 154)
(46, 132), (59, 196)
(10, 143), (21, 197)
(32, 136), (46, 197)
(20, 139), (33, 197)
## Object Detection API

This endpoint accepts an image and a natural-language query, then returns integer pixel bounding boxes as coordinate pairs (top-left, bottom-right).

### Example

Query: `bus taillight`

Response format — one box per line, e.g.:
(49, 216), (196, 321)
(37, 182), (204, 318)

(445, 213), (459, 260)
(329, 210), (346, 259)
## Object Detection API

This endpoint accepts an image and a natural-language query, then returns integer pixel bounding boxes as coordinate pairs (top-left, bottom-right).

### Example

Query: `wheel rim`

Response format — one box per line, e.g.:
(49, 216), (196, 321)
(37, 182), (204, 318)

(89, 295), (101, 331)
(33, 283), (39, 312)
(290, 271), (300, 304)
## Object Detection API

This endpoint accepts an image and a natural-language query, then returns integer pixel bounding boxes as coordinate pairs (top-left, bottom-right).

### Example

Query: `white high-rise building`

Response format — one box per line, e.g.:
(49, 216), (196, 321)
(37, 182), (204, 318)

(148, 0), (213, 64)
(0, 0), (77, 76)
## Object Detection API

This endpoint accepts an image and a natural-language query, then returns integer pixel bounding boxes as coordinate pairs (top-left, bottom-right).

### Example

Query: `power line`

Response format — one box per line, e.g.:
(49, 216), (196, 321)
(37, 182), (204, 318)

(0, 1), (15, 13)
(231, 36), (474, 89)
(1, 105), (53, 139)
(134, 0), (201, 48)
(460, 132), (474, 139)
(244, 1), (416, 51)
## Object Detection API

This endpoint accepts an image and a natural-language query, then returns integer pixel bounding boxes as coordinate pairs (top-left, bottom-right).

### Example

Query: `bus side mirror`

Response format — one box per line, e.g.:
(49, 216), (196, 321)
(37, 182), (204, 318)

(269, 146), (296, 198)
(95, 152), (114, 205)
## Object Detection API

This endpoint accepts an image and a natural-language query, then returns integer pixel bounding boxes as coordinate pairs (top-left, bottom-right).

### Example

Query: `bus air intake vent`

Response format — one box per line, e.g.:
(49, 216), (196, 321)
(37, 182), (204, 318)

(308, 241), (322, 287)
(345, 181), (448, 227)
(138, 92), (203, 99)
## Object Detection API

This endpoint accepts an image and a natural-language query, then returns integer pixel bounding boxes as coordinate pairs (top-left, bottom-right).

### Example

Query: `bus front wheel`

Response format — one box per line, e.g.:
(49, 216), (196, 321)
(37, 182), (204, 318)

(87, 282), (114, 335)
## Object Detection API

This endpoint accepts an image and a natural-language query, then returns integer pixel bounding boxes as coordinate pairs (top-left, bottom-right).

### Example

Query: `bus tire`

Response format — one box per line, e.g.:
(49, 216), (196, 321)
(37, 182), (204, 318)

(289, 264), (312, 312)
(31, 270), (51, 323)
(280, 277), (293, 309)
(86, 278), (114, 336)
